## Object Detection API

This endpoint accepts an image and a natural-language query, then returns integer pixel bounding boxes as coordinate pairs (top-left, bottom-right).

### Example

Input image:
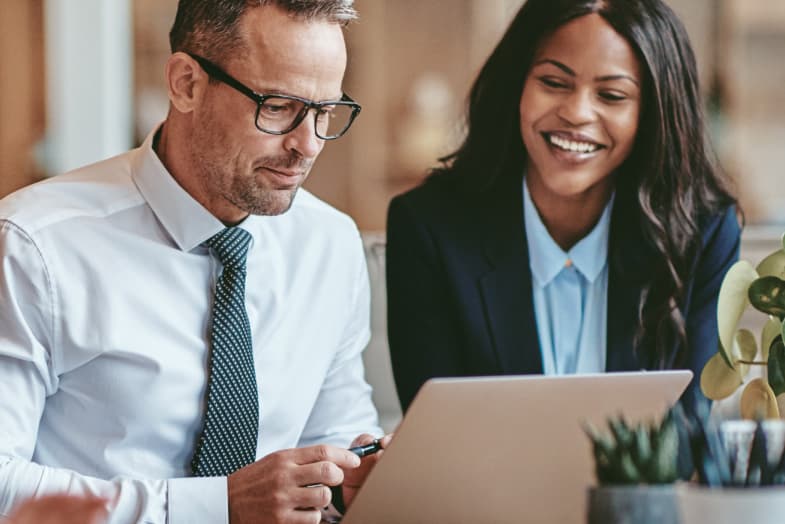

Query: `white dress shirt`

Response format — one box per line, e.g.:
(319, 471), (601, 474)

(0, 127), (381, 523)
(523, 180), (613, 375)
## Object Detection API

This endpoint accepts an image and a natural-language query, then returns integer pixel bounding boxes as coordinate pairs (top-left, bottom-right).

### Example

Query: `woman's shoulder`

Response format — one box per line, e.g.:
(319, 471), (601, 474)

(698, 204), (741, 248)
(388, 169), (521, 246)
(389, 170), (477, 225)
(392, 170), (466, 206)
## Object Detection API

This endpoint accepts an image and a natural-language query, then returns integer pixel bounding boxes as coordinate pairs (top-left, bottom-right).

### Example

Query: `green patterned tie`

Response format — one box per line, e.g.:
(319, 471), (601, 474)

(191, 227), (259, 476)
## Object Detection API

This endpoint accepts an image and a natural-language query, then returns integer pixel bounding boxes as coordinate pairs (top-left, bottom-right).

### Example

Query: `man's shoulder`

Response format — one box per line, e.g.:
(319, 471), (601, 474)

(250, 189), (364, 271)
(0, 150), (144, 236)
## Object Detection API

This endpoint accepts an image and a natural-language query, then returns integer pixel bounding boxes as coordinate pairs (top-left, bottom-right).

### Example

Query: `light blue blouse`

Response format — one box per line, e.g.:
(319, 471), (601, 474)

(522, 180), (614, 375)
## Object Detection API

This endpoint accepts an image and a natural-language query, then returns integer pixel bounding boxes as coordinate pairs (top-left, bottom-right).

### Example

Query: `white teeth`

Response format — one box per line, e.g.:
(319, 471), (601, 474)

(548, 134), (599, 153)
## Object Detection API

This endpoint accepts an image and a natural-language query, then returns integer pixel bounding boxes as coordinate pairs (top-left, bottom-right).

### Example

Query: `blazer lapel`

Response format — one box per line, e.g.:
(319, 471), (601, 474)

(471, 183), (652, 374)
(606, 263), (642, 372)
(476, 176), (543, 375)
(606, 198), (648, 372)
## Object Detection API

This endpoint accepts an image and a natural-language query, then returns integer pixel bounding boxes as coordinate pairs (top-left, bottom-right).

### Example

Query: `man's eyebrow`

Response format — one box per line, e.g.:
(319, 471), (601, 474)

(532, 58), (639, 87)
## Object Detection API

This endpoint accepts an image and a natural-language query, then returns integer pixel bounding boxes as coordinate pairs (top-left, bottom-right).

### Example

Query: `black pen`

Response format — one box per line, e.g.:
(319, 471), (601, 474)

(348, 439), (382, 458)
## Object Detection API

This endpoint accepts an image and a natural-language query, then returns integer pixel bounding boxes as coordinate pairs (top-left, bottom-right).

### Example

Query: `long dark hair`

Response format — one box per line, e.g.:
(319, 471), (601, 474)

(436, 0), (737, 367)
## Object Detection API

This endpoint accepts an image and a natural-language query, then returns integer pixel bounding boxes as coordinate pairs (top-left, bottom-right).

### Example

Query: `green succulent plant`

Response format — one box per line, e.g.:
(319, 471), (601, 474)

(584, 410), (680, 484)
(700, 233), (785, 419)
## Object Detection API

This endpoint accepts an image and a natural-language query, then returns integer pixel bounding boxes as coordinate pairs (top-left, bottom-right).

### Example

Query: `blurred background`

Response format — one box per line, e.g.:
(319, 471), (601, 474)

(1, 0), (784, 232)
(1, 0), (783, 428)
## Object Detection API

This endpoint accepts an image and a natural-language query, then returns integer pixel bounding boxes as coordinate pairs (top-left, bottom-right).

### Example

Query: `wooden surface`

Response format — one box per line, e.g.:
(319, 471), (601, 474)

(0, 0), (45, 198)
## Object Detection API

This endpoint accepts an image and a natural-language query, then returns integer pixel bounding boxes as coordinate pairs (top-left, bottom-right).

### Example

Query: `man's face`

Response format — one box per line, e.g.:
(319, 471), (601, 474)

(189, 5), (347, 218)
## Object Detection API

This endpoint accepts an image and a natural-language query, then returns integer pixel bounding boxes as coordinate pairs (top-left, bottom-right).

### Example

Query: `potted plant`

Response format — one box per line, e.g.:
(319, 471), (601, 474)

(677, 405), (785, 524)
(678, 232), (785, 523)
(584, 408), (684, 524)
(700, 233), (785, 418)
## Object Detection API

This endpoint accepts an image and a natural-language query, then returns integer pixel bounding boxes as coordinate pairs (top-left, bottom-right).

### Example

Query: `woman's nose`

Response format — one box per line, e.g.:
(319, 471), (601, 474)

(556, 89), (596, 126)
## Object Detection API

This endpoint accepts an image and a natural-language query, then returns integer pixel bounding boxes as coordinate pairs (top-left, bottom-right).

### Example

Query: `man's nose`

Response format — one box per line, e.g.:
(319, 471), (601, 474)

(283, 110), (324, 159)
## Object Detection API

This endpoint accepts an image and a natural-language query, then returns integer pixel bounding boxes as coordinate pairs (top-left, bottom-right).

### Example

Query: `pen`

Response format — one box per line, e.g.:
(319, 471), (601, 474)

(348, 438), (382, 458)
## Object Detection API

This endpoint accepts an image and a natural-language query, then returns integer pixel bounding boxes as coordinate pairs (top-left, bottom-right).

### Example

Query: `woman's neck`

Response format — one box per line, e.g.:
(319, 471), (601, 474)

(526, 177), (613, 252)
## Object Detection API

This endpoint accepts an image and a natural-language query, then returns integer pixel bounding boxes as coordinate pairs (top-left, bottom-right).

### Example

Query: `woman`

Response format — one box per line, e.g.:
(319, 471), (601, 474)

(386, 0), (740, 411)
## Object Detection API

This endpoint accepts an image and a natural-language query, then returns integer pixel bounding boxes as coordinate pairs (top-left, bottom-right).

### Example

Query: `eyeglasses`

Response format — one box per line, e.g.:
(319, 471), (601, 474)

(186, 53), (361, 140)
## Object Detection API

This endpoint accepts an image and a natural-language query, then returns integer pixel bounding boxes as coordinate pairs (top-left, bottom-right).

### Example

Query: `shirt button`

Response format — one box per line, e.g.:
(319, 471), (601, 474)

(565, 259), (573, 268)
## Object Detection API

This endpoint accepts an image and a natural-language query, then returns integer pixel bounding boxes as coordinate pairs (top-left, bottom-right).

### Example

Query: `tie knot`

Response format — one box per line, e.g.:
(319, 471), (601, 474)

(206, 227), (252, 269)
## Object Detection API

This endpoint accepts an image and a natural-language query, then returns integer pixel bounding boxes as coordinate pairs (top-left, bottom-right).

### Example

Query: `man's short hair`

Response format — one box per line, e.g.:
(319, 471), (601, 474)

(169, 0), (357, 62)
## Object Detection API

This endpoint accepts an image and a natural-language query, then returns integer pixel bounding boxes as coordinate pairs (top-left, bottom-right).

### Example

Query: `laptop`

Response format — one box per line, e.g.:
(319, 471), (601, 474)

(341, 370), (692, 524)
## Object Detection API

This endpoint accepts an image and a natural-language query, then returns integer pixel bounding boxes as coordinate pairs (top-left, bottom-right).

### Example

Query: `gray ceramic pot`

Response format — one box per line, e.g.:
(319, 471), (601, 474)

(587, 485), (680, 524)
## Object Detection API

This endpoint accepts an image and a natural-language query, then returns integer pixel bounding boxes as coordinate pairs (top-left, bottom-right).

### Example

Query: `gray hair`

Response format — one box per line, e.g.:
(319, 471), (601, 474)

(169, 0), (357, 62)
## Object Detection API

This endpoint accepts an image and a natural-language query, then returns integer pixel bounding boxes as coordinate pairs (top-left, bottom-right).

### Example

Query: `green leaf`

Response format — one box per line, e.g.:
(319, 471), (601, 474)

(583, 421), (600, 442)
(588, 414), (681, 484)
(701, 351), (743, 400)
(617, 450), (641, 483)
(650, 419), (679, 482)
(633, 424), (652, 466)
(762, 317), (783, 361)
(749, 276), (785, 320)
(718, 261), (759, 367)
(769, 338), (785, 397)
(757, 249), (785, 280)
(735, 329), (758, 378)
(609, 417), (634, 448)
(741, 378), (780, 420)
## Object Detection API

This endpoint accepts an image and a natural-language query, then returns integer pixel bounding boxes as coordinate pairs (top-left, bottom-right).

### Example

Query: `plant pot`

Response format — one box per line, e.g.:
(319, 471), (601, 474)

(587, 485), (679, 524)
(677, 484), (785, 524)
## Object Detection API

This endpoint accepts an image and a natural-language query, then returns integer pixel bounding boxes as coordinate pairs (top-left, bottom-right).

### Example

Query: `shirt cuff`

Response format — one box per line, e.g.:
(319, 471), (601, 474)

(168, 476), (228, 524)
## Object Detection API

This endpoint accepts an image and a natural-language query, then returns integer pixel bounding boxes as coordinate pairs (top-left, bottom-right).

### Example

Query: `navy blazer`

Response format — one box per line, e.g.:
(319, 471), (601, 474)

(386, 172), (741, 412)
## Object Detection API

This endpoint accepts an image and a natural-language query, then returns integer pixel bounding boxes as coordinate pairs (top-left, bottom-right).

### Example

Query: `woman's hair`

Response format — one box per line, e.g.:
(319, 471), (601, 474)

(436, 0), (737, 368)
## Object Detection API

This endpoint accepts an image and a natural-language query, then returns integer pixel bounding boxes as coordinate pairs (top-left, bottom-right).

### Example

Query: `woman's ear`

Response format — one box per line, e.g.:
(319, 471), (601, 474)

(165, 52), (206, 114)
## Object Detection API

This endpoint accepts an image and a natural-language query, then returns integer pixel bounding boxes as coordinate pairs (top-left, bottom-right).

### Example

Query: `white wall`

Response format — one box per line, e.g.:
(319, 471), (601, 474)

(44, 0), (133, 175)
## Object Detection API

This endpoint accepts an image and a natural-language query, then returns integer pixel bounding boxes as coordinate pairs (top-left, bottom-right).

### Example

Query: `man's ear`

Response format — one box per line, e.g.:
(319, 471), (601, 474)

(165, 52), (206, 113)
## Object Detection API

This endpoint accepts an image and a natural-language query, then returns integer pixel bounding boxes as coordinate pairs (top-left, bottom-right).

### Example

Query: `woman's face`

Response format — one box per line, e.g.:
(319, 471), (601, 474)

(519, 13), (642, 203)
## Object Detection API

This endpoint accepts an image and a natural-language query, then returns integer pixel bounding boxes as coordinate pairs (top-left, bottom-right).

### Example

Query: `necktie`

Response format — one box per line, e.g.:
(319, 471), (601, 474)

(191, 227), (259, 476)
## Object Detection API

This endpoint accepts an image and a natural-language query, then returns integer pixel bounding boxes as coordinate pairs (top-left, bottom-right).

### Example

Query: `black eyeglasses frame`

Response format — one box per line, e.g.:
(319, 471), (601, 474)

(186, 52), (362, 140)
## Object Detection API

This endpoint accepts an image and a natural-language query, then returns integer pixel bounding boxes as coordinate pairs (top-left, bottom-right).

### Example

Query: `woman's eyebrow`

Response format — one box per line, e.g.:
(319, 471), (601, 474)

(533, 58), (639, 87)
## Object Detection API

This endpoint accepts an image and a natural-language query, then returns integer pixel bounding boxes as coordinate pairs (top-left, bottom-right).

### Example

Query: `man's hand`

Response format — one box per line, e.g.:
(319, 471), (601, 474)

(342, 433), (393, 508)
(228, 444), (360, 524)
(8, 494), (108, 524)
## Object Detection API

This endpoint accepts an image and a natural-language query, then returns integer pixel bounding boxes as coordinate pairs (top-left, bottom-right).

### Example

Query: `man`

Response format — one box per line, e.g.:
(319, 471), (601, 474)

(0, 1), (386, 522)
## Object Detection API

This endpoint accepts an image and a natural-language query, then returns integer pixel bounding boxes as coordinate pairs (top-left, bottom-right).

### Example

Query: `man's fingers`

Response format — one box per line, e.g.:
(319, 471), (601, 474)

(284, 507), (323, 524)
(294, 444), (360, 468)
(379, 433), (393, 448)
(349, 433), (376, 447)
(293, 461), (345, 487)
(292, 485), (332, 510)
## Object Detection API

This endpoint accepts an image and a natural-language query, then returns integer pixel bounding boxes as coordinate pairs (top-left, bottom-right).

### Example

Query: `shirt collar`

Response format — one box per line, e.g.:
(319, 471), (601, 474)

(131, 124), (244, 252)
(523, 178), (614, 287)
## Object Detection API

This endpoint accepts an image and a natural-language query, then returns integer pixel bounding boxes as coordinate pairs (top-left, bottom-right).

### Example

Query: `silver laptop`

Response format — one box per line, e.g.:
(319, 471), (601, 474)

(342, 370), (692, 524)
